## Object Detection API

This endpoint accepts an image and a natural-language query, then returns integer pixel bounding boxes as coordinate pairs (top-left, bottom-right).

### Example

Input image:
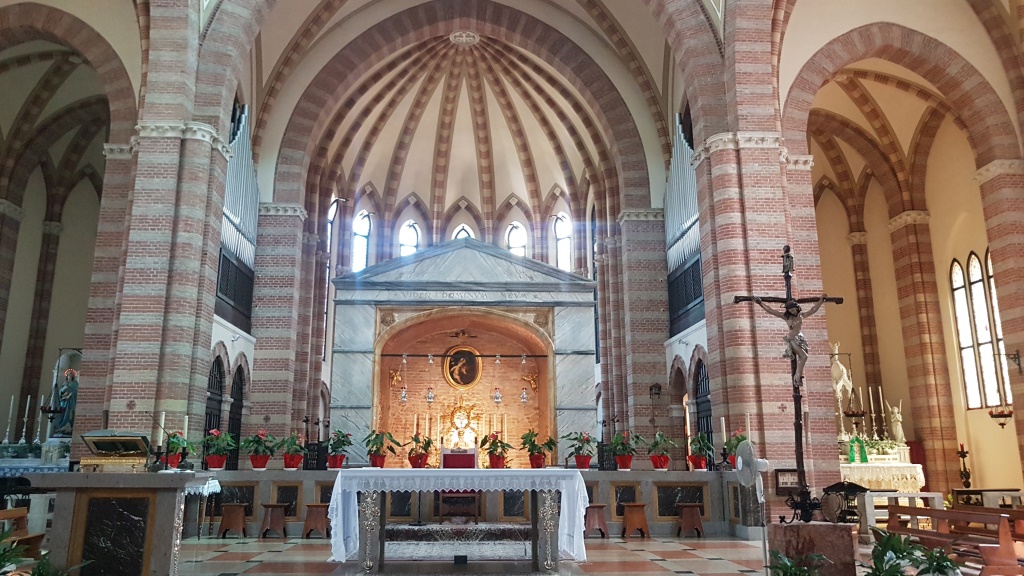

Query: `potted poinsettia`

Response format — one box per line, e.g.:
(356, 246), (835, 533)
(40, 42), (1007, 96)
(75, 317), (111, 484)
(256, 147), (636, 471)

(280, 433), (306, 470)
(520, 429), (558, 468)
(163, 431), (194, 469)
(610, 431), (644, 471)
(725, 429), (747, 468)
(687, 432), (714, 470)
(479, 432), (514, 469)
(327, 429), (353, 469)
(363, 430), (401, 467)
(203, 428), (236, 471)
(561, 431), (595, 469)
(645, 431), (677, 470)
(240, 429), (277, 470)
(407, 433), (434, 468)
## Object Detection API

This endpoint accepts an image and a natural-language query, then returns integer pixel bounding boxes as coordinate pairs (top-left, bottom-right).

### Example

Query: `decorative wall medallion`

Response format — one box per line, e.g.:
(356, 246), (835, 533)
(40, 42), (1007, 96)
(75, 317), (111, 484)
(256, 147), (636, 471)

(444, 345), (482, 390)
(450, 30), (480, 45)
(380, 312), (396, 327)
(126, 400), (137, 411)
(533, 312), (548, 327)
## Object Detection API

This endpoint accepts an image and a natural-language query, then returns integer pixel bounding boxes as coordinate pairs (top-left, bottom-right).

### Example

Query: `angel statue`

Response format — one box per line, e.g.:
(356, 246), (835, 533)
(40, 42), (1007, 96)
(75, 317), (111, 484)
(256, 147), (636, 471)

(754, 294), (828, 386)
(886, 400), (906, 444)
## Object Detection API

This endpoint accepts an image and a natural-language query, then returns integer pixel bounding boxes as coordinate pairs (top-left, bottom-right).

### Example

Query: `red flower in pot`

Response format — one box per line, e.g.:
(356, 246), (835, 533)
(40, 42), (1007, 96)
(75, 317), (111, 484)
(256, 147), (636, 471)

(327, 429), (354, 469)
(202, 428), (236, 471)
(480, 432), (514, 469)
(520, 430), (558, 469)
(280, 433), (306, 470)
(240, 428), (278, 470)
(561, 431), (595, 469)
(363, 430), (401, 468)
(407, 433), (434, 468)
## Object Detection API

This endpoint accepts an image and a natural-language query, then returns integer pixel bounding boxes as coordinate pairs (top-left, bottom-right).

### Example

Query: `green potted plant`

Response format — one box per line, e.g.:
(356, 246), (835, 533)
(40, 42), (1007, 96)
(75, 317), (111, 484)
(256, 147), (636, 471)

(327, 429), (353, 469)
(520, 429), (558, 468)
(163, 431), (194, 469)
(480, 432), (514, 468)
(280, 433), (306, 470)
(644, 431), (677, 470)
(202, 428), (236, 471)
(363, 430), (401, 467)
(407, 433), (434, 468)
(724, 428), (747, 467)
(688, 432), (714, 470)
(610, 431), (644, 471)
(561, 431), (596, 469)
(768, 550), (828, 576)
(240, 428), (278, 470)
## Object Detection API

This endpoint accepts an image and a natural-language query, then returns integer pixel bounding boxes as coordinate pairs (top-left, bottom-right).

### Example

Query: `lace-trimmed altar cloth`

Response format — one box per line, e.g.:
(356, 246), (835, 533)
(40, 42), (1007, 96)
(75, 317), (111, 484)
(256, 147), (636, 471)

(840, 462), (924, 492)
(327, 468), (589, 563)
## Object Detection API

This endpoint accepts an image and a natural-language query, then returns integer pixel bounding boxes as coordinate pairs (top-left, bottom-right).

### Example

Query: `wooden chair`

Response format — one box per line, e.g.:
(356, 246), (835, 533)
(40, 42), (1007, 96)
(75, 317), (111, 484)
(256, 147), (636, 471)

(621, 503), (650, 540)
(439, 447), (479, 524)
(676, 502), (704, 538)
(0, 508), (44, 559)
(584, 504), (609, 538)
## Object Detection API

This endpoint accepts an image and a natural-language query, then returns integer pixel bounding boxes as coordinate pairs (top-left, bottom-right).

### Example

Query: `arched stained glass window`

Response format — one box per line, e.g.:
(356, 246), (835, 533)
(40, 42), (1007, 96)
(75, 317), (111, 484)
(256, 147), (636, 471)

(352, 210), (371, 272)
(506, 221), (527, 257)
(987, 252), (1012, 404)
(554, 212), (572, 271)
(951, 252), (1010, 409)
(452, 224), (474, 239)
(325, 200), (339, 357)
(399, 219), (420, 256)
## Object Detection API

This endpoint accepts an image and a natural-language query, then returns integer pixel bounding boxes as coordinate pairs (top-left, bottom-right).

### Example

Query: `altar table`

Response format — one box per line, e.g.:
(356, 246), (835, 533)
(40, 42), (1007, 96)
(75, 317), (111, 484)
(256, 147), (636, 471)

(840, 462), (924, 492)
(327, 468), (588, 570)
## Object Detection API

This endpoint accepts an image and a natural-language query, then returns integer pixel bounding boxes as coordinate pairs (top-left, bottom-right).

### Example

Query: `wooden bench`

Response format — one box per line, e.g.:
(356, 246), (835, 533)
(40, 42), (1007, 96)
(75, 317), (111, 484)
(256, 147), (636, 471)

(0, 508), (44, 560)
(886, 505), (1024, 575)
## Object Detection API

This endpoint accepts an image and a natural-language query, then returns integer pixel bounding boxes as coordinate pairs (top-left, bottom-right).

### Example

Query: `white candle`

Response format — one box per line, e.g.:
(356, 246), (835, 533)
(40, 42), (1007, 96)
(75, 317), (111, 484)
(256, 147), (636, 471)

(745, 412), (751, 435)
(859, 388), (864, 410)
(414, 414), (419, 434)
(182, 415), (188, 438)
(35, 397), (43, 439)
(22, 395), (30, 422)
(7, 396), (14, 430)
(720, 416), (727, 443)
(868, 387), (875, 417)
(503, 414), (507, 435)
(425, 417), (429, 438)
(878, 386), (886, 413)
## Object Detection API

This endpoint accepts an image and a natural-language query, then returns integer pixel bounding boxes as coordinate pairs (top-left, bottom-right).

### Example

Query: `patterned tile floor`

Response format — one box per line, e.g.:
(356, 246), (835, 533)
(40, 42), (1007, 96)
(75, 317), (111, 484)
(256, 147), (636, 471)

(178, 535), (769, 575)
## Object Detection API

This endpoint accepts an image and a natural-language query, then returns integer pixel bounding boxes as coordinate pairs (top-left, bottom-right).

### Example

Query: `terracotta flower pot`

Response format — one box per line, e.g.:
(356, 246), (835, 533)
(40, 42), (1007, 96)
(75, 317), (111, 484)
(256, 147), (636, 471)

(574, 455), (592, 469)
(327, 454), (346, 469)
(728, 455), (737, 468)
(650, 454), (670, 470)
(162, 453), (182, 469)
(615, 455), (633, 471)
(369, 454), (387, 468)
(283, 454), (304, 470)
(488, 454), (505, 469)
(205, 454), (227, 471)
(686, 455), (707, 470)
(408, 454), (427, 468)
(249, 454), (271, 470)
(529, 454), (546, 469)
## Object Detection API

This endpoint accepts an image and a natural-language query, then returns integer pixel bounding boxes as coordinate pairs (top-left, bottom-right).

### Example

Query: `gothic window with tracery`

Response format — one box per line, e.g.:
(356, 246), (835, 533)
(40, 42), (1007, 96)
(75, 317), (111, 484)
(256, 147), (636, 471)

(554, 212), (572, 271)
(452, 224), (474, 239)
(399, 219), (420, 256)
(506, 221), (527, 257)
(352, 209), (371, 272)
(951, 251), (1011, 409)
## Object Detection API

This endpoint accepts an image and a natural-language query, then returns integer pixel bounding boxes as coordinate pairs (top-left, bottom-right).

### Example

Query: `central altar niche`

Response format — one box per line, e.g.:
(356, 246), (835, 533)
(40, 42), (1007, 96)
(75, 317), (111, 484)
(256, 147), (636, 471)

(330, 238), (598, 467)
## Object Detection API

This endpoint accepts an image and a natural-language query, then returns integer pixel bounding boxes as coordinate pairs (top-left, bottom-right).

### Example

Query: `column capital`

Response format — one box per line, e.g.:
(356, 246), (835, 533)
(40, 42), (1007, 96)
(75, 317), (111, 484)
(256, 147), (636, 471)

(259, 202), (308, 221)
(135, 122), (186, 139)
(786, 154), (815, 171)
(847, 231), (868, 245)
(888, 210), (929, 233)
(102, 142), (135, 160)
(691, 131), (785, 166)
(972, 159), (1024, 185)
(183, 122), (233, 161)
(616, 209), (664, 224)
(41, 221), (64, 236)
(303, 232), (320, 246)
(0, 199), (24, 222)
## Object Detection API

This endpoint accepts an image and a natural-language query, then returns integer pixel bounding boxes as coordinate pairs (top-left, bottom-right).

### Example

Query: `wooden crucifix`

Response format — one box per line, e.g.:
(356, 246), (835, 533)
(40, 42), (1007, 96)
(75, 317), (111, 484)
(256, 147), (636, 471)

(733, 245), (843, 522)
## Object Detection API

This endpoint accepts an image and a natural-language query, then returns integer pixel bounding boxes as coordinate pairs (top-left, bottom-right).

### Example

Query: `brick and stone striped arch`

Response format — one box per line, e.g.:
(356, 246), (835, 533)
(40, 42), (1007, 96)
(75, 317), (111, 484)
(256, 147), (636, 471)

(688, 344), (709, 397)
(669, 354), (689, 399)
(0, 3), (136, 145)
(440, 198), (486, 241)
(273, 0), (649, 216)
(783, 23), (1021, 168)
(231, 351), (251, 389)
(211, 341), (232, 377)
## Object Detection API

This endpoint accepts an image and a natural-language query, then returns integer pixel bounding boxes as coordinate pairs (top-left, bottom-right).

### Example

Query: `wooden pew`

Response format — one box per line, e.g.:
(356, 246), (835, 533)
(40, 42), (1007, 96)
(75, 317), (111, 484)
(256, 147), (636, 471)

(886, 505), (1024, 575)
(0, 508), (44, 560)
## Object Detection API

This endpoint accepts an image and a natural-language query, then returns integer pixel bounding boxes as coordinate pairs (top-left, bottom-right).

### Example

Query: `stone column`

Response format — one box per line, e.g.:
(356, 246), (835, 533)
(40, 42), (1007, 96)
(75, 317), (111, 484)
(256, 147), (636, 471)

(848, 233), (883, 393)
(250, 203), (307, 440)
(617, 210), (669, 441)
(0, 200), (24, 342)
(974, 163), (1024, 478)
(290, 231), (319, 432)
(888, 211), (957, 492)
(18, 221), (63, 435)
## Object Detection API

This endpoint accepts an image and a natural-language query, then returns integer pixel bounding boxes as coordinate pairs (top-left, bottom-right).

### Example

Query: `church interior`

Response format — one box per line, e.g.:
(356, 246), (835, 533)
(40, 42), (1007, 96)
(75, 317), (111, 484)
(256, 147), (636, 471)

(0, 0), (1022, 574)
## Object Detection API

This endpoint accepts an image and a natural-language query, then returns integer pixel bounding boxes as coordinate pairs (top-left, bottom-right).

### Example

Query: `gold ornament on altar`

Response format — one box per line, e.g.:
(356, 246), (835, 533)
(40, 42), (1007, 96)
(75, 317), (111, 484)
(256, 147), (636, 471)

(444, 345), (482, 390)
(521, 371), (539, 391)
(441, 396), (482, 449)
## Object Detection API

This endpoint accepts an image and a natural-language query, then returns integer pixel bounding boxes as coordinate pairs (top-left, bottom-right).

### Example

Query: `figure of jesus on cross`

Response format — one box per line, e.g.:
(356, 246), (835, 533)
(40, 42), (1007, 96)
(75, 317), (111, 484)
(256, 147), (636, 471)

(734, 245), (843, 522)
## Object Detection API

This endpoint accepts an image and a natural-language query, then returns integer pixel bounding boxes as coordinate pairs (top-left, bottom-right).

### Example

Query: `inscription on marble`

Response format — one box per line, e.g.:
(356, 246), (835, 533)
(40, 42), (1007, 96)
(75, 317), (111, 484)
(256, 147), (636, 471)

(81, 497), (148, 576)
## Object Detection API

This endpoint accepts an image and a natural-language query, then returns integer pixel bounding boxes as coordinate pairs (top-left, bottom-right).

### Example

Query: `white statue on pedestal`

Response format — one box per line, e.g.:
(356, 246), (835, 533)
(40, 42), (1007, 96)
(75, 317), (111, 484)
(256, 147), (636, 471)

(831, 342), (853, 440)
(886, 400), (906, 444)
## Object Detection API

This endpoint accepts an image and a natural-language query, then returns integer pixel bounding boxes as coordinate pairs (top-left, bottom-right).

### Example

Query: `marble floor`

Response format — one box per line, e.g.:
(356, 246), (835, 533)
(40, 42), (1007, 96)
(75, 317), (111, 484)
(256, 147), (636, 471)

(178, 535), (770, 575)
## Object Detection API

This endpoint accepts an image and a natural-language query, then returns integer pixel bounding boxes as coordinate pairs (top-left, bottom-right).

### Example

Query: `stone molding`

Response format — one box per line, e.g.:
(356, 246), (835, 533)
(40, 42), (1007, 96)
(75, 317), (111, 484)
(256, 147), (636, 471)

(616, 209), (664, 224)
(135, 122), (232, 161)
(259, 202), (308, 221)
(691, 131), (784, 166)
(136, 122), (185, 139)
(972, 159), (1024, 185)
(102, 143), (134, 160)
(888, 210), (929, 233)
(302, 232), (320, 246)
(41, 221), (64, 236)
(847, 231), (868, 245)
(0, 199), (25, 222)
(736, 131), (783, 149)
(183, 122), (218, 144)
(787, 154), (815, 171)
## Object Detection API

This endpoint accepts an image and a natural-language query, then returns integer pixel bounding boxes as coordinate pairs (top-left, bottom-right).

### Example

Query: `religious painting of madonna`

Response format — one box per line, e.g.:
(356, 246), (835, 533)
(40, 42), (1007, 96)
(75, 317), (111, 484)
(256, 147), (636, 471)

(444, 346), (482, 390)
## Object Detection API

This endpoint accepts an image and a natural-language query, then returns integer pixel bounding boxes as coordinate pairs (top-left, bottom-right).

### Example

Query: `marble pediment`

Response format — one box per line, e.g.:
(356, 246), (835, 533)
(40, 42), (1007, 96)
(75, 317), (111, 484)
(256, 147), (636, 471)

(335, 238), (594, 290)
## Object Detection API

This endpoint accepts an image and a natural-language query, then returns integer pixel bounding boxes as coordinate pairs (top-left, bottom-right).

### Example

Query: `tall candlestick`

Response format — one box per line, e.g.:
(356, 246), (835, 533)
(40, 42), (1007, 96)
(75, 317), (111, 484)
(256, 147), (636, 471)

(859, 388), (864, 410)
(22, 395), (30, 421)
(425, 417), (430, 438)
(878, 386), (886, 412)
(182, 415), (188, 437)
(867, 387), (878, 439)
(720, 416), (727, 443)
(745, 412), (751, 435)
(34, 396), (43, 444)
(414, 414), (419, 434)
(18, 395), (30, 444)
(503, 414), (507, 435)
(3, 396), (12, 444)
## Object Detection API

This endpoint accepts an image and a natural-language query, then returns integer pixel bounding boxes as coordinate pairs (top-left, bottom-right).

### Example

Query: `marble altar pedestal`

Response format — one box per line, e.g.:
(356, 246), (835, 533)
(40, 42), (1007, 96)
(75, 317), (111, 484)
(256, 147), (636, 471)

(26, 472), (213, 576)
(768, 522), (858, 576)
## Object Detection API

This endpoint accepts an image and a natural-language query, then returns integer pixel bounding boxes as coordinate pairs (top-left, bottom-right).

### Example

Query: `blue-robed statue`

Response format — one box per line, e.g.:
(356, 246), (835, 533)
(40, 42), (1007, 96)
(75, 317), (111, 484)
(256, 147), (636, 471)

(51, 369), (78, 438)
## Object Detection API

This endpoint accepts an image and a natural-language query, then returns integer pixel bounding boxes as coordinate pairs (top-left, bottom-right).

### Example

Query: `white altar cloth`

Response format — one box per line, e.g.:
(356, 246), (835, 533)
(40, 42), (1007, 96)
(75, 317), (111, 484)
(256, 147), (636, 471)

(327, 468), (588, 563)
(840, 462), (925, 492)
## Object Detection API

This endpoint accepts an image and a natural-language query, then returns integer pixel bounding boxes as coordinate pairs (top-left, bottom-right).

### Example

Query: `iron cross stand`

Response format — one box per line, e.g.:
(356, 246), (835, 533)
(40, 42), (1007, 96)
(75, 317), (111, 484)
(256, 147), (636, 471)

(733, 245), (843, 523)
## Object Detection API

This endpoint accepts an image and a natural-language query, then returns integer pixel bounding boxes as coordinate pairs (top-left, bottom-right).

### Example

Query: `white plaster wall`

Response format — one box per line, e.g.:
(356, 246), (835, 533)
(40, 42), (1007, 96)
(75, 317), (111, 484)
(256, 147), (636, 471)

(211, 315), (255, 376)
